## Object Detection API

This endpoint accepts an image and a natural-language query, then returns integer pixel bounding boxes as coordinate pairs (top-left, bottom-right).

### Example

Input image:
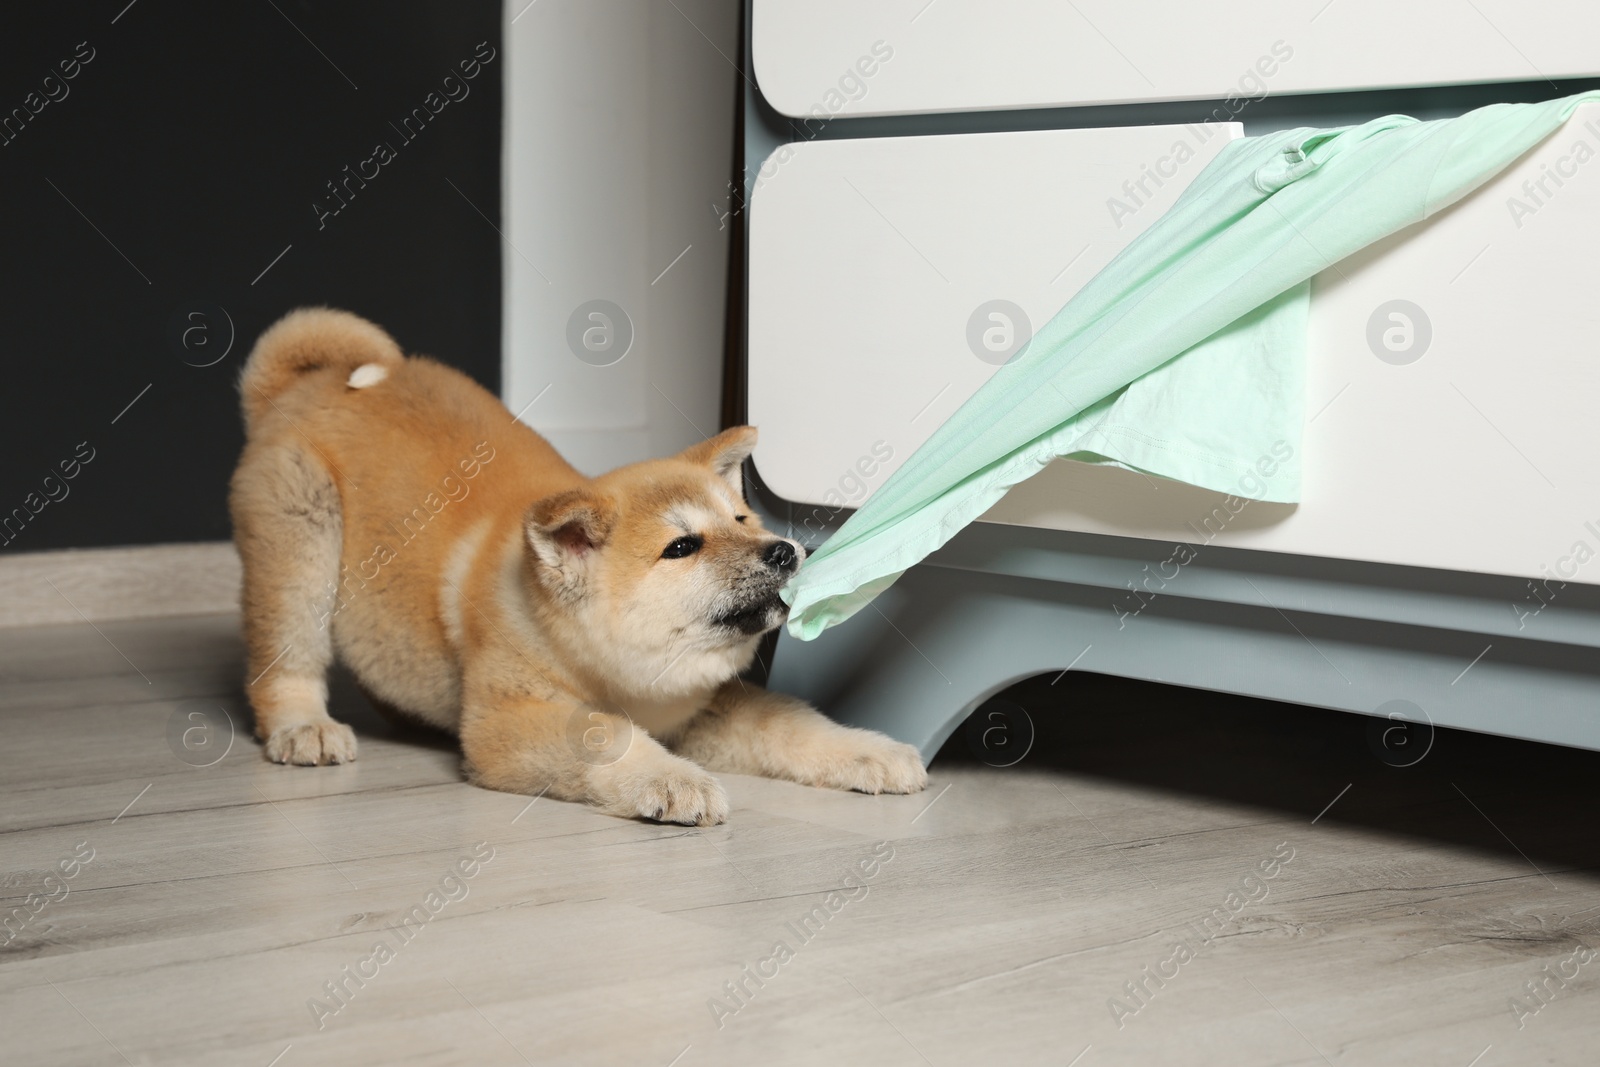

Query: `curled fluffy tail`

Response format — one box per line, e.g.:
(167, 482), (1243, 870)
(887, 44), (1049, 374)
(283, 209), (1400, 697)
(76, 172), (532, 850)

(238, 307), (404, 430)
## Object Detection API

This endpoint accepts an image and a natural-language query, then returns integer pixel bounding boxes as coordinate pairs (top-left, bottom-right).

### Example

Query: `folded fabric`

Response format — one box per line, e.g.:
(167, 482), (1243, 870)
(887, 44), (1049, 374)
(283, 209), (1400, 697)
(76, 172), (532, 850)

(783, 90), (1600, 640)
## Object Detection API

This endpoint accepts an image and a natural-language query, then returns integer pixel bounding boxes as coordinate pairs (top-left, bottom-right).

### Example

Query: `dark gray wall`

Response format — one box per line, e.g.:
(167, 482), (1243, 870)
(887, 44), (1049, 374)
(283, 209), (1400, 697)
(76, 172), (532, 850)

(0, 0), (503, 552)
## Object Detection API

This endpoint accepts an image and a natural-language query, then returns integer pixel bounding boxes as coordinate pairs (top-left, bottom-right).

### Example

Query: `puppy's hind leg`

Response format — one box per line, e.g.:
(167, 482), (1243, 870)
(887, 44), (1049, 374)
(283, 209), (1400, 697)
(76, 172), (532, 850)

(230, 442), (356, 765)
(671, 682), (928, 795)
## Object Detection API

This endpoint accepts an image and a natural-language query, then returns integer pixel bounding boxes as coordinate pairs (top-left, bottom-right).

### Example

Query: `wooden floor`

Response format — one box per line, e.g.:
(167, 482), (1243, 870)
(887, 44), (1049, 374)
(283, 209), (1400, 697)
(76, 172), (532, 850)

(4, 613), (1598, 1067)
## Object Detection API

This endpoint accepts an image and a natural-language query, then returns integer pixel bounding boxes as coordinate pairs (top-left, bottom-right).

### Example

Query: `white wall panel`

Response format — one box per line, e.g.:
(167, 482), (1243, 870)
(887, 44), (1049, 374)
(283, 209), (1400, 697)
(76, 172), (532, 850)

(504, 0), (737, 475)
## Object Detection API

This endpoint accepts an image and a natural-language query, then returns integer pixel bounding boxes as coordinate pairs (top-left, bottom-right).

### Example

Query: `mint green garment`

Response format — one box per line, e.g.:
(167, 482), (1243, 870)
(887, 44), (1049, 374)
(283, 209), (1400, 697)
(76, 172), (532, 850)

(784, 91), (1600, 640)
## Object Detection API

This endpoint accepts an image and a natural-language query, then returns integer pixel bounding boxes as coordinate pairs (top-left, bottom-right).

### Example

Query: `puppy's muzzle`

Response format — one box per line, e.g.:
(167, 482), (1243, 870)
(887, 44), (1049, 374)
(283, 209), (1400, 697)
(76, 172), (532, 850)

(711, 539), (803, 636)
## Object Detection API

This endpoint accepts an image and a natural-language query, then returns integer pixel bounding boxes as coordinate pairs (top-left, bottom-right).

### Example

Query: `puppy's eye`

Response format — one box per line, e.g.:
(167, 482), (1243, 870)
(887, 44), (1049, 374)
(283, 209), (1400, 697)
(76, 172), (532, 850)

(734, 515), (748, 524)
(661, 535), (703, 560)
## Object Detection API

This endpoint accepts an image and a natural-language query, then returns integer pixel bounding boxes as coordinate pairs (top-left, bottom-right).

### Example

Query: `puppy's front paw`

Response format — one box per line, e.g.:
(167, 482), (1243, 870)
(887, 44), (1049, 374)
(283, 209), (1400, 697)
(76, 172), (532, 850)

(603, 765), (729, 826)
(264, 721), (358, 766)
(810, 732), (929, 795)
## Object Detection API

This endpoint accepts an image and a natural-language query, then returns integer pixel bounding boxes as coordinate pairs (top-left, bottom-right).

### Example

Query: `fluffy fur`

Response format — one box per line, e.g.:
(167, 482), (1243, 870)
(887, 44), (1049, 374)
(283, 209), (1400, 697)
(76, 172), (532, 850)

(229, 308), (927, 824)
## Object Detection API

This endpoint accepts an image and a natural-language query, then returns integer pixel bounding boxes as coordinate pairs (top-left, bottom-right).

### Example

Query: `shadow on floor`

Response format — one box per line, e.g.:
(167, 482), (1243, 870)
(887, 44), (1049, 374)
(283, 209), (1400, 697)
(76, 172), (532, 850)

(936, 670), (1600, 878)
(326, 663), (460, 753)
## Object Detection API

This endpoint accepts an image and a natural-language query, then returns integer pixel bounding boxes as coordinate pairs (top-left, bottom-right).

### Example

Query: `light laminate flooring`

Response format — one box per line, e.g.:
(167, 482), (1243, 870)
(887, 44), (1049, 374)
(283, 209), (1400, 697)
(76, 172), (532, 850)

(3, 613), (1598, 1066)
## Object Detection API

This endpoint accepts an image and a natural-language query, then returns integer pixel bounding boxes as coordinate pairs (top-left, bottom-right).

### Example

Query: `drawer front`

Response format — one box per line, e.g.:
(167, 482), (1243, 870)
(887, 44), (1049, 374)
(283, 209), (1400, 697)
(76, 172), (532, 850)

(749, 121), (1243, 510)
(748, 105), (1600, 584)
(754, 0), (1600, 117)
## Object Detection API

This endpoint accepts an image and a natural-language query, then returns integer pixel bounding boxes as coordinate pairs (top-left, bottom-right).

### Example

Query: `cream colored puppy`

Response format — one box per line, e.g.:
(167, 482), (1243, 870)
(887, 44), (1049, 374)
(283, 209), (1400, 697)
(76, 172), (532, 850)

(230, 308), (927, 824)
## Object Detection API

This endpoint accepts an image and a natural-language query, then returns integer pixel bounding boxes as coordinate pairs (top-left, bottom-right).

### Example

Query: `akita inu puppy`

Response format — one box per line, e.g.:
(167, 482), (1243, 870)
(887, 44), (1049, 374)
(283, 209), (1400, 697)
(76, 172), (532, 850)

(230, 308), (927, 824)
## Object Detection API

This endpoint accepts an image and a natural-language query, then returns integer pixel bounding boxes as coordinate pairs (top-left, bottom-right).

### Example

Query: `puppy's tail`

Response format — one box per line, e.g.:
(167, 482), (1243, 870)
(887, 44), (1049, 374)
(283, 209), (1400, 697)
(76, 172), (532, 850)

(238, 307), (404, 431)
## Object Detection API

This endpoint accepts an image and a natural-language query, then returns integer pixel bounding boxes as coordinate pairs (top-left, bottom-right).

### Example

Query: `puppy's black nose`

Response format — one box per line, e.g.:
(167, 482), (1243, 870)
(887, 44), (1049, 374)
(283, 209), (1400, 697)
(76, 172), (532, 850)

(761, 540), (798, 573)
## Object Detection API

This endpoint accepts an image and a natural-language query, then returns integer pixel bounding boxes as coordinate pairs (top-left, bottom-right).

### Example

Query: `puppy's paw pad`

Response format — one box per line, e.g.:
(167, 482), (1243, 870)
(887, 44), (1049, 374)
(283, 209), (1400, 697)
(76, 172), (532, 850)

(617, 769), (729, 826)
(264, 722), (358, 766)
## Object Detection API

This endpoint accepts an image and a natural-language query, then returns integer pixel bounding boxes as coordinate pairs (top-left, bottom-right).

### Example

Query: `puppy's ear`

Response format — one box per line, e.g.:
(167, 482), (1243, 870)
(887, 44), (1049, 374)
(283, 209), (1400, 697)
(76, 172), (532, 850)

(677, 425), (757, 496)
(524, 488), (617, 576)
